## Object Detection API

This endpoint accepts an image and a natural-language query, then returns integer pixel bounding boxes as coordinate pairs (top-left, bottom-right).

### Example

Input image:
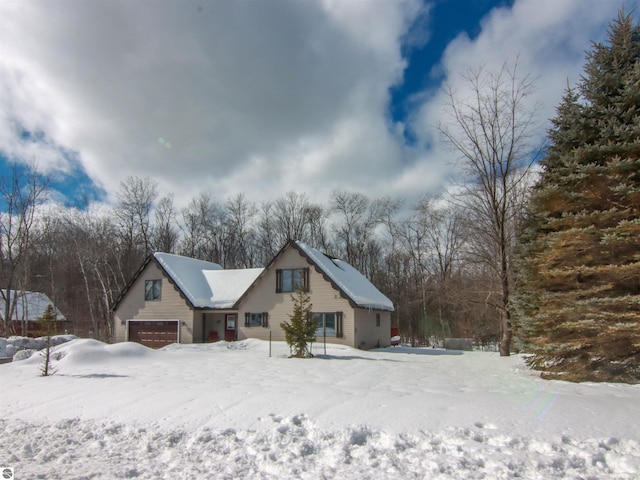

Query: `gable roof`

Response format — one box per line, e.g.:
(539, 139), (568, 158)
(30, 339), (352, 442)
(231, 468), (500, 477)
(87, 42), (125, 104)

(294, 241), (394, 311)
(235, 240), (394, 312)
(201, 268), (264, 309)
(0, 290), (65, 322)
(113, 242), (393, 313)
(154, 253), (224, 308)
(112, 253), (263, 311)
(153, 253), (264, 309)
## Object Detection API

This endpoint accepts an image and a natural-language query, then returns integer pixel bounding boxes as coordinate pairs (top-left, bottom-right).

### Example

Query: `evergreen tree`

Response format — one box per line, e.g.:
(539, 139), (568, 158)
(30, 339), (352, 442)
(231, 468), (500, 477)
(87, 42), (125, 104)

(515, 10), (640, 383)
(38, 304), (58, 377)
(280, 288), (316, 358)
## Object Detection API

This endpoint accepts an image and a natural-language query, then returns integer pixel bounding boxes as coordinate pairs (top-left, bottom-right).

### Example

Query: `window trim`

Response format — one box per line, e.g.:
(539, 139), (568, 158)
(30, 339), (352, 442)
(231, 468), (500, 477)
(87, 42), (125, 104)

(276, 267), (309, 293)
(144, 279), (162, 301)
(244, 312), (269, 328)
(313, 312), (339, 338)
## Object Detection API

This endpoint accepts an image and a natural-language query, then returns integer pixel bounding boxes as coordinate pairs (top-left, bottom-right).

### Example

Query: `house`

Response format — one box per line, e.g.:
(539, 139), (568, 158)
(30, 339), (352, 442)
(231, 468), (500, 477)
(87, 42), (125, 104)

(112, 240), (394, 349)
(0, 290), (67, 336)
(112, 253), (262, 348)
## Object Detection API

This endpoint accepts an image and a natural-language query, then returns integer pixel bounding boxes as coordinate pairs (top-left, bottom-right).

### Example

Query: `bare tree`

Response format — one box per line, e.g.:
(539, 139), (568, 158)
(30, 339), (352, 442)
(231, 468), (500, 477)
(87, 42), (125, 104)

(114, 176), (158, 264)
(438, 59), (541, 355)
(271, 192), (325, 249)
(152, 193), (179, 254)
(330, 190), (383, 274)
(0, 163), (49, 335)
(178, 191), (226, 264)
(224, 193), (257, 268)
(61, 207), (122, 340)
(256, 200), (278, 265)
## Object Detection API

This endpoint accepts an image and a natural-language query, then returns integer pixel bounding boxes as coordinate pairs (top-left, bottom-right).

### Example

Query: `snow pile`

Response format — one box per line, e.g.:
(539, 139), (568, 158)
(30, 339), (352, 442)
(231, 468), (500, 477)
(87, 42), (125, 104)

(3, 416), (638, 480)
(1, 339), (639, 479)
(0, 334), (76, 360)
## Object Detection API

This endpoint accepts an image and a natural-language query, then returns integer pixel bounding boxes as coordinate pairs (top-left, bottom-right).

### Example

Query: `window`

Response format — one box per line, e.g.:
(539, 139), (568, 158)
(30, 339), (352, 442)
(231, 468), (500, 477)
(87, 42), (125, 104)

(244, 312), (269, 328)
(336, 312), (343, 338)
(376, 313), (381, 327)
(145, 279), (162, 301)
(276, 268), (309, 293)
(313, 312), (336, 337)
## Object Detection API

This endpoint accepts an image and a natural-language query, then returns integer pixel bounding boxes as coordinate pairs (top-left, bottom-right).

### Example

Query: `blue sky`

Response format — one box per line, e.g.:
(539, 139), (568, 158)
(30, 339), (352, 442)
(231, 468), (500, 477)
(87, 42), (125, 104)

(0, 0), (632, 209)
(390, 0), (514, 129)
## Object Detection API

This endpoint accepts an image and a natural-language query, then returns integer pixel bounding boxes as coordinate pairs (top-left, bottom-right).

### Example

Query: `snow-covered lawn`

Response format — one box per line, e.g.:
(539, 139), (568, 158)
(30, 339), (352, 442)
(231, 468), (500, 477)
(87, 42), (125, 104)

(1, 338), (639, 479)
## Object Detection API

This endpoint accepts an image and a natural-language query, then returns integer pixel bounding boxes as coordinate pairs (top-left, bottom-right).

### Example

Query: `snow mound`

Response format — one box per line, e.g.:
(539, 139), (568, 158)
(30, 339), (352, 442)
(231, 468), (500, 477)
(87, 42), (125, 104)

(52, 339), (157, 365)
(3, 416), (639, 480)
(0, 335), (76, 360)
(13, 338), (158, 368)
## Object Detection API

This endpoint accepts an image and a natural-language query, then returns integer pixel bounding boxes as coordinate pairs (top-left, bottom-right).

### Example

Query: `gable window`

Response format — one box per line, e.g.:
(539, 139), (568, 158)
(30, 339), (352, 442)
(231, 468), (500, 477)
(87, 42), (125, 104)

(145, 279), (162, 301)
(313, 312), (336, 337)
(376, 313), (381, 327)
(276, 268), (309, 293)
(244, 312), (269, 328)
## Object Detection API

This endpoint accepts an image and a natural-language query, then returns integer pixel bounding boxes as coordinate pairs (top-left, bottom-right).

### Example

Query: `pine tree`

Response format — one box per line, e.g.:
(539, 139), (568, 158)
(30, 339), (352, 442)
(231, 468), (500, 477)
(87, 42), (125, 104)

(38, 304), (58, 377)
(515, 10), (640, 383)
(280, 288), (316, 358)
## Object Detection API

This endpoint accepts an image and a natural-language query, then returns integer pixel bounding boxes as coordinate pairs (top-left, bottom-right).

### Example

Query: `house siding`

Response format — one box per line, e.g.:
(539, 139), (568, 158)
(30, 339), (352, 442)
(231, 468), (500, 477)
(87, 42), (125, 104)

(238, 247), (355, 347)
(354, 309), (391, 349)
(113, 262), (194, 343)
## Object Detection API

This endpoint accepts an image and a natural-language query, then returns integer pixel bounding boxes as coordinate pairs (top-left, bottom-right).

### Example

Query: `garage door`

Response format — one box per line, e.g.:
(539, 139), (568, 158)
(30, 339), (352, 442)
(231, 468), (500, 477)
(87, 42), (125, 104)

(128, 320), (178, 348)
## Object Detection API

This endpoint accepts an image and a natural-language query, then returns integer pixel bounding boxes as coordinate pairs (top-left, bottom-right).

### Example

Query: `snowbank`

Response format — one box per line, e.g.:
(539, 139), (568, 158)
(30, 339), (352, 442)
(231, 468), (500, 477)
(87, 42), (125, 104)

(0, 335), (76, 360)
(0, 339), (638, 479)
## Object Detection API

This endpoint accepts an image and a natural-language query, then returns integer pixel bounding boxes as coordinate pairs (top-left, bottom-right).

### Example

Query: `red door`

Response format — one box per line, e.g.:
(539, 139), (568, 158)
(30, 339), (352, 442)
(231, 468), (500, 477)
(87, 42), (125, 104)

(225, 314), (236, 342)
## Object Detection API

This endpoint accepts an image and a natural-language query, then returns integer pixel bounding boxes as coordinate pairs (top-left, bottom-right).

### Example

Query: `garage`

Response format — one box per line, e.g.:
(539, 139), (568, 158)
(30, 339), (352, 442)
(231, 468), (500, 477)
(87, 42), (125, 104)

(127, 320), (179, 348)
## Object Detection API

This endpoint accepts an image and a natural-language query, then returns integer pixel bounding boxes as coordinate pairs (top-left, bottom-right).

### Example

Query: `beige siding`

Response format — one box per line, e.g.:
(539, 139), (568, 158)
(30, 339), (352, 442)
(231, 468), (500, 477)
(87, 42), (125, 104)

(238, 247), (356, 347)
(354, 309), (391, 349)
(113, 262), (194, 343)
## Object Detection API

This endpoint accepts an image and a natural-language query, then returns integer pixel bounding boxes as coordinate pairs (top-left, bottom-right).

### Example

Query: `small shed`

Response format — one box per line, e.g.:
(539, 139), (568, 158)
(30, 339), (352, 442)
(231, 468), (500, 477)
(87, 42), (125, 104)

(0, 290), (66, 336)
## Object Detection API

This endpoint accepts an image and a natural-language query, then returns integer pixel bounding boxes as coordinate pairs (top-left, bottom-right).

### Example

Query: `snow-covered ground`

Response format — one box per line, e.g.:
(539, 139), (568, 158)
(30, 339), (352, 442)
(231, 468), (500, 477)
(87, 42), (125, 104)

(1, 338), (639, 479)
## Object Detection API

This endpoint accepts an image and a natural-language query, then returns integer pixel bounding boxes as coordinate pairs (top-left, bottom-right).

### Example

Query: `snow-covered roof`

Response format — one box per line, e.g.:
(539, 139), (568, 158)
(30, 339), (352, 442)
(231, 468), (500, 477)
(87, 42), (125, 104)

(295, 241), (395, 312)
(202, 269), (264, 309)
(154, 253), (221, 308)
(0, 290), (65, 322)
(154, 253), (263, 309)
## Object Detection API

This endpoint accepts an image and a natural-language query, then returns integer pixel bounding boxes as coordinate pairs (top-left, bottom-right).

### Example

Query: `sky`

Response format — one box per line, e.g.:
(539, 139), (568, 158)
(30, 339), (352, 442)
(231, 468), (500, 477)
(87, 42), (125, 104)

(0, 0), (636, 210)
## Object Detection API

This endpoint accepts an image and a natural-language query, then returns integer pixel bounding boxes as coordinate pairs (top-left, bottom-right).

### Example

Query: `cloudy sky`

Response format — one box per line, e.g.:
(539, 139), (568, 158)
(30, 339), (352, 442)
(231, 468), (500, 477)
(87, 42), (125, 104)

(0, 0), (635, 209)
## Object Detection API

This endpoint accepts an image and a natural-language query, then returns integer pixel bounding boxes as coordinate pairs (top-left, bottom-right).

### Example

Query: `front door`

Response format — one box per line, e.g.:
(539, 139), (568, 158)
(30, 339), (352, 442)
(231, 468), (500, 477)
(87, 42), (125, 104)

(225, 314), (236, 342)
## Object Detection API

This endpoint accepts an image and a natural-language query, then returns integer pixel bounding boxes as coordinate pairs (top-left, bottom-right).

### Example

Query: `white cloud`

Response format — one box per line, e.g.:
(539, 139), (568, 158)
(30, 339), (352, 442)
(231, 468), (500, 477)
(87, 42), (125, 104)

(405, 0), (637, 199)
(0, 0), (636, 210)
(0, 0), (422, 206)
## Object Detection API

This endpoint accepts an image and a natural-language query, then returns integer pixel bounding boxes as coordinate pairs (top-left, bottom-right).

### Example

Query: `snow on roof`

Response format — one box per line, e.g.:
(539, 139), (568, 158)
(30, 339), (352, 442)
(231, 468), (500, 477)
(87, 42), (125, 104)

(154, 253), (263, 309)
(202, 269), (264, 309)
(295, 241), (394, 311)
(0, 290), (65, 322)
(154, 253), (223, 308)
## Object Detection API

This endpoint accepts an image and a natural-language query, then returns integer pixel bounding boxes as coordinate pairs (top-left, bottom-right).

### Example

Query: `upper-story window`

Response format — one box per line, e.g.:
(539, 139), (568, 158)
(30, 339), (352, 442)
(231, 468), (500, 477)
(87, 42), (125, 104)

(145, 279), (162, 301)
(276, 268), (309, 293)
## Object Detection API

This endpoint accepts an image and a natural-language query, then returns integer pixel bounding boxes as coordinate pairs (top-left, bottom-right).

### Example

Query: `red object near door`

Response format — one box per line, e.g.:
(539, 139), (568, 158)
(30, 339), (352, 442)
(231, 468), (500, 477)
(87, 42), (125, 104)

(390, 326), (400, 346)
(225, 314), (236, 342)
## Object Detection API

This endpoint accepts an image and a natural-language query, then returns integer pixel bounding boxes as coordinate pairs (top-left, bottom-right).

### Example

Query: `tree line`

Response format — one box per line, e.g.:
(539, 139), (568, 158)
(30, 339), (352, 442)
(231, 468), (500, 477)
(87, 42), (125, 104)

(0, 167), (512, 348)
